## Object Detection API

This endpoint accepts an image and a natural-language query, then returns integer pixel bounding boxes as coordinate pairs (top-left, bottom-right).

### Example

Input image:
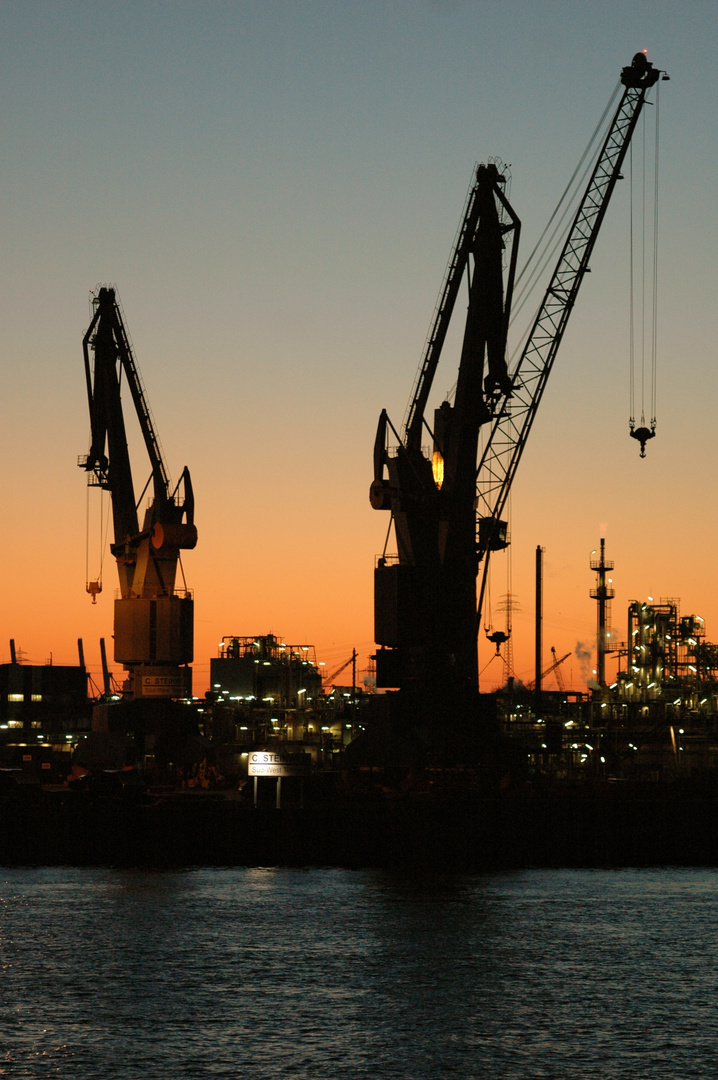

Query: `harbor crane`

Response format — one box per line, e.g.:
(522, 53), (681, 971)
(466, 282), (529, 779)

(79, 286), (197, 701)
(322, 650), (358, 688)
(526, 649), (570, 693)
(371, 160), (519, 718)
(370, 53), (665, 725)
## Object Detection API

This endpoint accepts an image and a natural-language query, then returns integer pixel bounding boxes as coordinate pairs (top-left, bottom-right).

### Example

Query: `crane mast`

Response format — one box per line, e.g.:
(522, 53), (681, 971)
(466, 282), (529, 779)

(371, 163), (519, 719)
(80, 286), (197, 700)
(370, 53), (664, 726)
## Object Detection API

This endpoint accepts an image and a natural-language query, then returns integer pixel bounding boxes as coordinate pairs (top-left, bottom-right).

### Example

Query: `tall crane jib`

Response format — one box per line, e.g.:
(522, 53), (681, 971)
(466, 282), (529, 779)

(370, 53), (666, 715)
(79, 286), (198, 701)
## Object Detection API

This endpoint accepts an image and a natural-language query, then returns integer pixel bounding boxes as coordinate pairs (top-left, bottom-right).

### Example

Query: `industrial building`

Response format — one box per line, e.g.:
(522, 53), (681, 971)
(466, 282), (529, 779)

(210, 634), (322, 707)
(0, 642), (91, 781)
(201, 635), (364, 775)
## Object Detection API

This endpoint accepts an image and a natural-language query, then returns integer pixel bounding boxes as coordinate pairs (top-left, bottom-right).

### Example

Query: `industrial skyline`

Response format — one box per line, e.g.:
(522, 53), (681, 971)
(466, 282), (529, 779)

(1, 2), (715, 696)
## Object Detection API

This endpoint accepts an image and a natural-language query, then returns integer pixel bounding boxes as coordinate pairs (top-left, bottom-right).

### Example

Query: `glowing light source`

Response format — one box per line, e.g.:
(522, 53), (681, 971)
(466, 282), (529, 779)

(432, 450), (444, 489)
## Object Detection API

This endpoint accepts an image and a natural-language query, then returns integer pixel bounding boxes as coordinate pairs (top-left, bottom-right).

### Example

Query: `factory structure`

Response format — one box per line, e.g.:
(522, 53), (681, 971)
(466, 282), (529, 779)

(493, 537), (718, 780)
(0, 640), (90, 779)
(205, 634), (361, 758)
(6, 546), (718, 784)
(7, 52), (718, 794)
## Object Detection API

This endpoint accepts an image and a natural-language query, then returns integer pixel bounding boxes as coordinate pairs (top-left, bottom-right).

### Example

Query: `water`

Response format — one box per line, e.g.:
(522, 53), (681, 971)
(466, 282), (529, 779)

(2, 866), (717, 1078)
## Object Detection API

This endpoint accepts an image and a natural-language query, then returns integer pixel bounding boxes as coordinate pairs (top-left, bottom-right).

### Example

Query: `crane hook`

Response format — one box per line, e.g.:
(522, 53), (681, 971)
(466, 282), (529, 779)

(86, 581), (102, 604)
(486, 629), (509, 655)
(629, 421), (656, 458)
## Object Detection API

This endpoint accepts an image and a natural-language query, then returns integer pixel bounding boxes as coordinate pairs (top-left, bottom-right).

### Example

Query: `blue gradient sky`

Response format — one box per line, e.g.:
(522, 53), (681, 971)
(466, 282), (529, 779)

(1, 1), (715, 693)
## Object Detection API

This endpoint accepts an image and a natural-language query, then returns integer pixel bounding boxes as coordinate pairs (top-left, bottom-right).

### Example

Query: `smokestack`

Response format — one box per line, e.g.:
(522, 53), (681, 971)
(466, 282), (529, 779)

(77, 638), (86, 669)
(535, 545), (544, 709)
(590, 538), (615, 692)
(9, 639), (17, 664)
(100, 638), (111, 697)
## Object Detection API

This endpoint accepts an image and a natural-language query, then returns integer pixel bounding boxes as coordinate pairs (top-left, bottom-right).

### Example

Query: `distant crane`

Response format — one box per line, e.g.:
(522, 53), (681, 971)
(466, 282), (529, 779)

(79, 286), (198, 701)
(526, 648), (570, 692)
(323, 650), (357, 689)
(551, 646), (568, 693)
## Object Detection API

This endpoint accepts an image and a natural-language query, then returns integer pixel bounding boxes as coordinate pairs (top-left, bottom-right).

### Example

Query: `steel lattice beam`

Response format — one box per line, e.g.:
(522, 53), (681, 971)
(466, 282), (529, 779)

(475, 69), (660, 556)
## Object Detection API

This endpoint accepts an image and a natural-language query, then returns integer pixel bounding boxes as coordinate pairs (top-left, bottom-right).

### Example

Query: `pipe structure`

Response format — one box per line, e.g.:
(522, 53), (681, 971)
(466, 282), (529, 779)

(590, 538), (615, 691)
(99, 637), (111, 697)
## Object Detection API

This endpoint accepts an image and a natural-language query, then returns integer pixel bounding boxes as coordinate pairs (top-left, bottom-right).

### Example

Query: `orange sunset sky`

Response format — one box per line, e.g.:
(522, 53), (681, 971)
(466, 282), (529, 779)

(1, 3), (716, 698)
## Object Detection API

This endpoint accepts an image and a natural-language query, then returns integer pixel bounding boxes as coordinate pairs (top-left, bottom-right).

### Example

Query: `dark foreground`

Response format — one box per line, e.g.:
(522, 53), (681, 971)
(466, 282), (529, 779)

(2, 780), (718, 867)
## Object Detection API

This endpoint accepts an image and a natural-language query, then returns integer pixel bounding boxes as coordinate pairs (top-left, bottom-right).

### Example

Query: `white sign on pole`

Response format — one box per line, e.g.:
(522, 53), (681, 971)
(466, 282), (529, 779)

(248, 751), (311, 777)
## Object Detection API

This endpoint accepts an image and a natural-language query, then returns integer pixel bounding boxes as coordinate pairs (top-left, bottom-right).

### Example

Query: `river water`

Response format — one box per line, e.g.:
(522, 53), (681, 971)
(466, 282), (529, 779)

(1, 866), (717, 1078)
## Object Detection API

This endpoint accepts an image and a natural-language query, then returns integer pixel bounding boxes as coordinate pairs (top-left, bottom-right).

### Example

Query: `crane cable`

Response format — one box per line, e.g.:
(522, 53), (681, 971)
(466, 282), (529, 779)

(629, 79), (660, 456)
(483, 561), (493, 634)
(85, 484), (110, 601)
(481, 492), (515, 679)
(479, 652), (502, 678)
(84, 485), (91, 589)
(502, 502), (517, 682)
(469, 83), (622, 463)
(510, 83), (622, 327)
(443, 91), (618, 412)
(651, 81), (661, 428)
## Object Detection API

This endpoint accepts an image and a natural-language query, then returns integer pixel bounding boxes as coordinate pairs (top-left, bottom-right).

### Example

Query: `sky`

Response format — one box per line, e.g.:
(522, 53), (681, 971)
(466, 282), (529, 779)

(0, 1), (716, 696)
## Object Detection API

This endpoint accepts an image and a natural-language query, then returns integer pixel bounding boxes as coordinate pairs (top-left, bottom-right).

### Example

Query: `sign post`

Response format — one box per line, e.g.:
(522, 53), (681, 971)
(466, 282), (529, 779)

(248, 751), (311, 809)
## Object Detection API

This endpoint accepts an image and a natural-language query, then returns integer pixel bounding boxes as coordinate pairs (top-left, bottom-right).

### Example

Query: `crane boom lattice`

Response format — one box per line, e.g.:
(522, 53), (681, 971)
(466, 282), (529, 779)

(475, 56), (662, 561)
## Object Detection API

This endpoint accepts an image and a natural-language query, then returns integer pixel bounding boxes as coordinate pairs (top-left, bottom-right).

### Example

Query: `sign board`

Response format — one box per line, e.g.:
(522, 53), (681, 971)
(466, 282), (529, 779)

(140, 674), (185, 698)
(248, 751), (311, 777)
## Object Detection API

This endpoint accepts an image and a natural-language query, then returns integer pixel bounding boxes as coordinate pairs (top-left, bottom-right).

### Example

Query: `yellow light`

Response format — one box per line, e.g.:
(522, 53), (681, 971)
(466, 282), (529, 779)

(432, 450), (444, 489)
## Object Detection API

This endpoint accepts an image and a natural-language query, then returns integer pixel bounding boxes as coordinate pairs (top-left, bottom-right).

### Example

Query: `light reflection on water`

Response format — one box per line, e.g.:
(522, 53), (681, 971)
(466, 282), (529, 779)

(1, 867), (717, 1078)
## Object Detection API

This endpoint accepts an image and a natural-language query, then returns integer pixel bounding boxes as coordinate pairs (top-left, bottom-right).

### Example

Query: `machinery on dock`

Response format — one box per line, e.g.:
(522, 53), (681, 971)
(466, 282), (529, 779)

(371, 53), (665, 729)
(79, 286), (197, 702)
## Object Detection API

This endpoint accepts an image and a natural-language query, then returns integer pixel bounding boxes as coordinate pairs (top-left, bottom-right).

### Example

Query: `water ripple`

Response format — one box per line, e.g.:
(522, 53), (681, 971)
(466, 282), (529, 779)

(1, 867), (717, 1078)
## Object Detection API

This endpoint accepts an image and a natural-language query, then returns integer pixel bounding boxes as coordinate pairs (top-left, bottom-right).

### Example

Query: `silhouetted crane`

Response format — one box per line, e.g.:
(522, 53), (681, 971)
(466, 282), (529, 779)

(80, 286), (197, 701)
(370, 53), (665, 733)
